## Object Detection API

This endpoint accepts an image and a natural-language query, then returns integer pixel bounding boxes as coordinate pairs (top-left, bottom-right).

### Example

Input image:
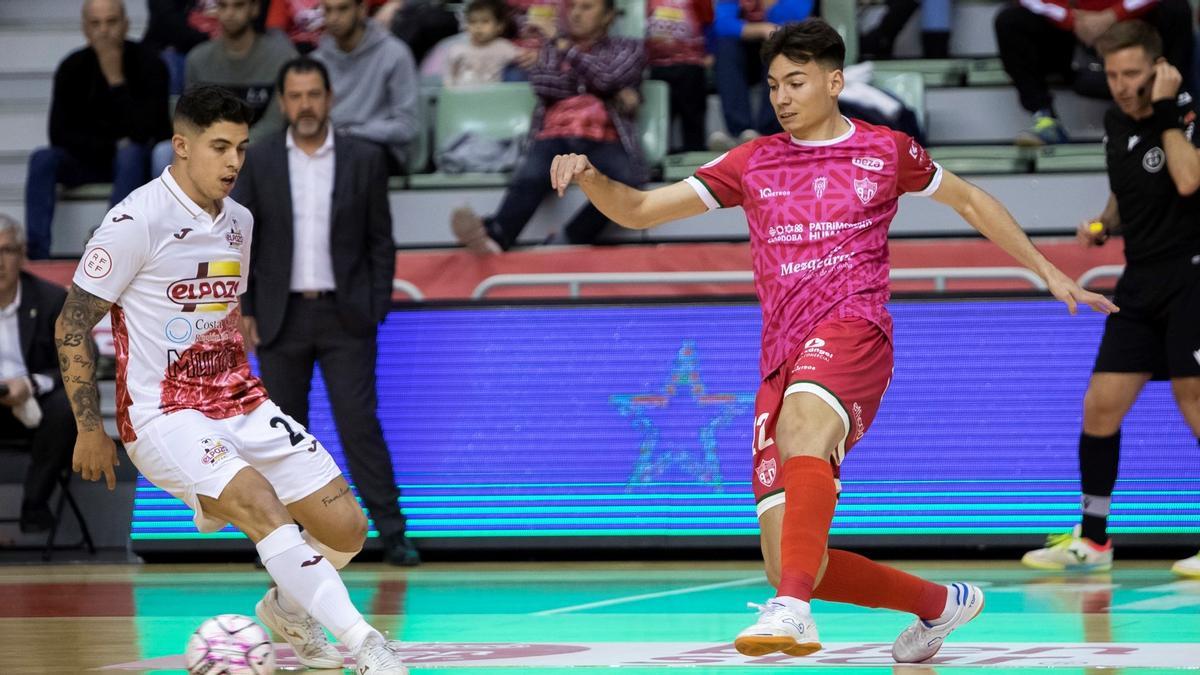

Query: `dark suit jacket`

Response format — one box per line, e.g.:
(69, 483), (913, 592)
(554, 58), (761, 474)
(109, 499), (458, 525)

(16, 272), (67, 393)
(234, 130), (397, 347)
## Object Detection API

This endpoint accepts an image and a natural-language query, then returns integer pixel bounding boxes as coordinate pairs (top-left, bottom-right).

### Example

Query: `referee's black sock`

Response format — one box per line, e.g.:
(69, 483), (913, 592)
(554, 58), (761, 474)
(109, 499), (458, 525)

(1079, 430), (1120, 544)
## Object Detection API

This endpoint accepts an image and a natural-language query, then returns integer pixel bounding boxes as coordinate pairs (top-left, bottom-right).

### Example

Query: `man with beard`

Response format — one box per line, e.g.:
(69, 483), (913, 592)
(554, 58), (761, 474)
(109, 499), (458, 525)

(233, 57), (418, 567)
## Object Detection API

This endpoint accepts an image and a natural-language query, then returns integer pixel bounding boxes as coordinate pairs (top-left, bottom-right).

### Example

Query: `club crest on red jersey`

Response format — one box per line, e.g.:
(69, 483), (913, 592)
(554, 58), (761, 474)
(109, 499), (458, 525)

(854, 177), (878, 204)
(756, 457), (777, 487)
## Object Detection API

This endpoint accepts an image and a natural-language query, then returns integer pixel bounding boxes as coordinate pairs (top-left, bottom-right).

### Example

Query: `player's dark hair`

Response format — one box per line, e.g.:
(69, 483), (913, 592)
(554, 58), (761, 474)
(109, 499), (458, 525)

(1095, 20), (1163, 61)
(173, 85), (253, 131)
(760, 18), (845, 71)
(276, 56), (332, 93)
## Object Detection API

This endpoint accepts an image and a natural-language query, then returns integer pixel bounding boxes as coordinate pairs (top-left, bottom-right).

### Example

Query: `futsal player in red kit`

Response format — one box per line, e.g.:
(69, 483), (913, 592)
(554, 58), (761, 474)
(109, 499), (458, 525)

(549, 18), (1118, 662)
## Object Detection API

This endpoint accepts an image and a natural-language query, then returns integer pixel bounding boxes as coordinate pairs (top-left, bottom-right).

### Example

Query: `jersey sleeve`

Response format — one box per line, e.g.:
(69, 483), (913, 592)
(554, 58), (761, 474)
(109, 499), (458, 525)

(72, 206), (151, 304)
(1177, 92), (1200, 149)
(685, 142), (754, 209)
(239, 209), (253, 295)
(893, 131), (943, 197)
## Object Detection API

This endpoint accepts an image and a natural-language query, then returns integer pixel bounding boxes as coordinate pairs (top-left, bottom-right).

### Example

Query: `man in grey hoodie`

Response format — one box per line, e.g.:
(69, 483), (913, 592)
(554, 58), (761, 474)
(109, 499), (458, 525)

(315, 0), (420, 172)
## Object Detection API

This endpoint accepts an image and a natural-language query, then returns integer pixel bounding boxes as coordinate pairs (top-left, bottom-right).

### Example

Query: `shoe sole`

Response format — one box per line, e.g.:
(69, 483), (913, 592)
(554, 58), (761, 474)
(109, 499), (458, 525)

(1021, 554), (1113, 572)
(255, 598), (345, 670)
(734, 636), (822, 657)
(1171, 563), (1200, 578)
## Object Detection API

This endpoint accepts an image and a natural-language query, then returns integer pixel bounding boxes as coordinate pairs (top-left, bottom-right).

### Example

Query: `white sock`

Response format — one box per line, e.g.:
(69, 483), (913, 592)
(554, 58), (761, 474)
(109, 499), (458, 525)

(276, 531), (360, 616)
(256, 524), (379, 653)
(772, 595), (811, 615)
(928, 584), (963, 625)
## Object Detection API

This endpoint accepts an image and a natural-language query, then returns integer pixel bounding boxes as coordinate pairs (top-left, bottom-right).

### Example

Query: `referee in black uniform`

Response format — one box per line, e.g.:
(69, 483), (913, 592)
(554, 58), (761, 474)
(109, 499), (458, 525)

(1023, 20), (1200, 577)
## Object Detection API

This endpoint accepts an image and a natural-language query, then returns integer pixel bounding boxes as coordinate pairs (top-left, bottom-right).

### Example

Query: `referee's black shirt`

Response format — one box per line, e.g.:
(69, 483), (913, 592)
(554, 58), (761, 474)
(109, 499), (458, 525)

(1104, 91), (1200, 264)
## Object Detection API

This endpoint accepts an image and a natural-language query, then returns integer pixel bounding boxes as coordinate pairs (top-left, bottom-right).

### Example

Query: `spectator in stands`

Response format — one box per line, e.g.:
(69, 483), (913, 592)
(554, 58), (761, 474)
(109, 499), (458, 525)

(444, 0), (520, 88)
(709, 0), (813, 150)
(0, 215), (76, 534)
(233, 58), (419, 566)
(646, 0), (712, 152)
(269, 0), (385, 52)
(24, 0), (170, 260)
(314, 0), (420, 173)
(450, 0), (645, 251)
(505, 0), (568, 80)
(150, 0), (299, 175)
(375, 0), (461, 64)
(143, 0), (223, 93)
(860, 0), (952, 60)
(995, 0), (1195, 146)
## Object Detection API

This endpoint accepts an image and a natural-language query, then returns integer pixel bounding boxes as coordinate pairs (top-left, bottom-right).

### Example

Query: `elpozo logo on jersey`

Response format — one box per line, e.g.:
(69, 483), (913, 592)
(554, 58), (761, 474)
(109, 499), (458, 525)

(167, 261), (241, 312)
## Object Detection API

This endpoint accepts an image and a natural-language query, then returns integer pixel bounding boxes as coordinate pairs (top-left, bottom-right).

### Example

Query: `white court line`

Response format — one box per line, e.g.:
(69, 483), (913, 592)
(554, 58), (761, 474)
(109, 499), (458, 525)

(532, 576), (766, 616)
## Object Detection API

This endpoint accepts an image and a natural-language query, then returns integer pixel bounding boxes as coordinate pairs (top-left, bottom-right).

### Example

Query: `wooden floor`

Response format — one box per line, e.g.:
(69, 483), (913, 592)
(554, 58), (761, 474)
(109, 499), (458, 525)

(1, 560), (1197, 673)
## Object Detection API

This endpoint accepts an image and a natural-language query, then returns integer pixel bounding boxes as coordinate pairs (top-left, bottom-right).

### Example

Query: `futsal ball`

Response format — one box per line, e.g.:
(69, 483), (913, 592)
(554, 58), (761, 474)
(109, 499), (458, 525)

(184, 614), (276, 674)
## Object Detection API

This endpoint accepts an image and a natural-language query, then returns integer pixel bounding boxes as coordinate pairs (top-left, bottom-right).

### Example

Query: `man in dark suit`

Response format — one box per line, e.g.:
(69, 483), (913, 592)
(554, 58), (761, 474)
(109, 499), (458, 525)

(0, 215), (76, 533)
(234, 58), (418, 566)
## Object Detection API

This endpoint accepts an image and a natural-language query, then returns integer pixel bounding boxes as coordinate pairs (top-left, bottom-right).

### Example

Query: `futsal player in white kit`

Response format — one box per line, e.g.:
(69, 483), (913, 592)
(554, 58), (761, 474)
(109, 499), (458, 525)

(54, 84), (409, 674)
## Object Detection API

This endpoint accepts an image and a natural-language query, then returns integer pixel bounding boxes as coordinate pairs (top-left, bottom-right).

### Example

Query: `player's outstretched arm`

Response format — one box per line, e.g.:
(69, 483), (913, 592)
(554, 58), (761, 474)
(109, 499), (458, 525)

(550, 153), (708, 229)
(931, 170), (1119, 316)
(55, 284), (120, 490)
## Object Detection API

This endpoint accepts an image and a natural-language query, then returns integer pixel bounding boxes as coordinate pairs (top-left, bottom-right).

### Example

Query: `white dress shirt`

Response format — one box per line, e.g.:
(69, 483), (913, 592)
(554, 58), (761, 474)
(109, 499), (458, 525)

(286, 128), (337, 292)
(0, 286), (53, 395)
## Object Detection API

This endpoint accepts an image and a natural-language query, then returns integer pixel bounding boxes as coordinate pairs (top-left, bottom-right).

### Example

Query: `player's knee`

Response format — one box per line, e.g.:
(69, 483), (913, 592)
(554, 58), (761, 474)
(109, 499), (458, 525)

(1171, 379), (1200, 410)
(1082, 387), (1126, 432)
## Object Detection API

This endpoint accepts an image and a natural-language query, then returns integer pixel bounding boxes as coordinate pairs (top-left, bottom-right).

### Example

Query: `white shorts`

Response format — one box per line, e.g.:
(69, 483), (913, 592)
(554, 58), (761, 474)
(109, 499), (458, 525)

(125, 399), (343, 533)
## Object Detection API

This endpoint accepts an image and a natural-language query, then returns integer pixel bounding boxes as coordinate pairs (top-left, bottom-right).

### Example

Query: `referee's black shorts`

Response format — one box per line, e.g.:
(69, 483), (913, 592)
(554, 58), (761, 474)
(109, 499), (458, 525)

(1094, 253), (1200, 380)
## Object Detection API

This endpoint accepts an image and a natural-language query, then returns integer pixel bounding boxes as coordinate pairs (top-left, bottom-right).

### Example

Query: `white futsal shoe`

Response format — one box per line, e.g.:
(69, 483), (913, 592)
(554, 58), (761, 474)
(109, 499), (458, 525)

(1021, 525), (1113, 572)
(255, 587), (345, 669)
(1172, 551), (1200, 578)
(892, 583), (985, 663)
(734, 598), (822, 657)
(356, 632), (409, 674)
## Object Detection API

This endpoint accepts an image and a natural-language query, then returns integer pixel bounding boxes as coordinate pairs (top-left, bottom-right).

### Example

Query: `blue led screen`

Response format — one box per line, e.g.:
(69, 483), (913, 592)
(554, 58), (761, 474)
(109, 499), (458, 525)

(131, 298), (1199, 545)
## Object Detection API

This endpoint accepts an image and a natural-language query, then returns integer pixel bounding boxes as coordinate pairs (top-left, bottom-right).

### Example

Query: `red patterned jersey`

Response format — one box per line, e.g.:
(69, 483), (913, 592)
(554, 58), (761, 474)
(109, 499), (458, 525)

(685, 118), (942, 377)
(73, 168), (267, 443)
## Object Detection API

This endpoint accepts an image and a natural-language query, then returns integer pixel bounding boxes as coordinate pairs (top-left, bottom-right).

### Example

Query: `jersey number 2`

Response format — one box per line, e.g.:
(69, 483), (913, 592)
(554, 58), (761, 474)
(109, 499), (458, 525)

(270, 416), (305, 446)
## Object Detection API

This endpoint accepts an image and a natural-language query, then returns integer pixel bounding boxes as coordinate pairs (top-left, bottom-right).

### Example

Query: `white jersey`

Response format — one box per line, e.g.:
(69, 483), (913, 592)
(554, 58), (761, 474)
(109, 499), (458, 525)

(73, 167), (267, 443)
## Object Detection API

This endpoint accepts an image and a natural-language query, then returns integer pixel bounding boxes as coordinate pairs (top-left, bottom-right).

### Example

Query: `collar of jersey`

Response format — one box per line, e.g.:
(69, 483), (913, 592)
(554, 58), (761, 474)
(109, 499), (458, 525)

(789, 116), (856, 147)
(158, 166), (228, 227)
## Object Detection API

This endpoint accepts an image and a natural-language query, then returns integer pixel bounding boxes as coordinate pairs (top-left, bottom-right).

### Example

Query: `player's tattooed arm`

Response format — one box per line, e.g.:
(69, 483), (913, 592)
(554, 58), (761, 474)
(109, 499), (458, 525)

(55, 284), (112, 433)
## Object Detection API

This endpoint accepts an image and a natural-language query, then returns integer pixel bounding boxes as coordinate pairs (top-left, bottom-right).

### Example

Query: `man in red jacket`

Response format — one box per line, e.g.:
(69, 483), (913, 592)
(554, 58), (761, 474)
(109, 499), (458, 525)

(994, 0), (1194, 146)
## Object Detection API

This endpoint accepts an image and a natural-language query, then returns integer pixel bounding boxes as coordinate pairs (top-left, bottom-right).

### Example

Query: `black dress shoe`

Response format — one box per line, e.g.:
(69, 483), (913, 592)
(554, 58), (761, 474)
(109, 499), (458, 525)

(19, 503), (55, 534)
(382, 533), (421, 567)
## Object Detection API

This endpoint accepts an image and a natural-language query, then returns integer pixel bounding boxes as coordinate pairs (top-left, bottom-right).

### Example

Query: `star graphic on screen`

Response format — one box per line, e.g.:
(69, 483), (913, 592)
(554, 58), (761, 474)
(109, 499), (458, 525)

(610, 341), (754, 492)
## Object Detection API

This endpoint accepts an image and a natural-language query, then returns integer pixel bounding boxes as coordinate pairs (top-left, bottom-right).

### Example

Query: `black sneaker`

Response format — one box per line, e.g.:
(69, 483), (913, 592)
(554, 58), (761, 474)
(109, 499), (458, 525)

(382, 533), (421, 567)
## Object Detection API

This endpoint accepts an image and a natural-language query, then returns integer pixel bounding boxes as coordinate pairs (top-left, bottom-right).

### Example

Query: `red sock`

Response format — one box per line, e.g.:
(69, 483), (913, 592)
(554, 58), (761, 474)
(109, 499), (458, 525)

(776, 456), (838, 601)
(813, 549), (948, 620)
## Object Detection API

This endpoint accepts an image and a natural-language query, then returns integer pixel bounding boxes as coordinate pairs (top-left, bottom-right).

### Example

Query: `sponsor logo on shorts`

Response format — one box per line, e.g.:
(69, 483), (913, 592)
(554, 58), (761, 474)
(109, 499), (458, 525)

(802, 337), (834, 362)
(1144, 147), (1165, 173)
(83, 247), (112, 279)
(199, 437), (232, 466)
(852, 156), (885, 172)
(854, 177), (878, 204)
(756, 457), (777, 487)
(852, 401), (865, 441)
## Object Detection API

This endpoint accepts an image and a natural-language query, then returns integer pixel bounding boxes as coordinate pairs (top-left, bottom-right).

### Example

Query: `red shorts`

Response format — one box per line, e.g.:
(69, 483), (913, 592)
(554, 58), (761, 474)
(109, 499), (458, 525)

(751, 317), (893, 516)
